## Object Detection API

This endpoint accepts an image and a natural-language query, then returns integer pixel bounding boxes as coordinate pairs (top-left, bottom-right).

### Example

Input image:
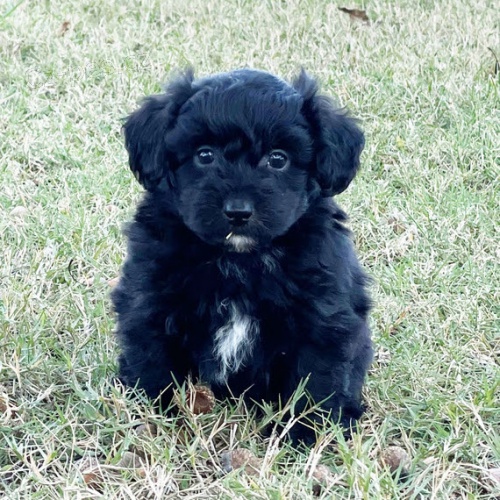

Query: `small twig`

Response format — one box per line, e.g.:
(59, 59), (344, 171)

(67, 258), (78, 283)
(487, 47), (499, 76)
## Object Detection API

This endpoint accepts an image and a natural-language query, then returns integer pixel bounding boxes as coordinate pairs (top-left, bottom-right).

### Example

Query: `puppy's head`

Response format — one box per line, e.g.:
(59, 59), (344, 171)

(123, 69), (364, 252)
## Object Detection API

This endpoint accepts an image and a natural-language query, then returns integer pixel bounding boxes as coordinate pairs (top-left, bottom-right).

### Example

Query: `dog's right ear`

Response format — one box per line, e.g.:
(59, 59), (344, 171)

(293, 70), (365, 197)
(123, 71), (195, 191)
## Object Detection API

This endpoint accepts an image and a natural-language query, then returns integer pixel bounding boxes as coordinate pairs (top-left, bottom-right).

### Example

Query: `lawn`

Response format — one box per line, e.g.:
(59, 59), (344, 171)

(0, 0), (499, 498)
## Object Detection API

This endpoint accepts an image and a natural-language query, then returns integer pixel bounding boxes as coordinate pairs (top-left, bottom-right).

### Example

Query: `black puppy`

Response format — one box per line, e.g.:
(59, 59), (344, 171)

(112, 69), (373, 443)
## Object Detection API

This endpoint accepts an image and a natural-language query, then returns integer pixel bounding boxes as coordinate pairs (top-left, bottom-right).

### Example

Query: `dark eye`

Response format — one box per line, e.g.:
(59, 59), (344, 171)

(195, 147), (215, 166)
(267, 150), (289, 170)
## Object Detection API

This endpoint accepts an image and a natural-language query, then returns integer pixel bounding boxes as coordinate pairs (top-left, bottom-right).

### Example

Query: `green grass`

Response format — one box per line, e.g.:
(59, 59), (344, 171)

(1, 0), (499, 497)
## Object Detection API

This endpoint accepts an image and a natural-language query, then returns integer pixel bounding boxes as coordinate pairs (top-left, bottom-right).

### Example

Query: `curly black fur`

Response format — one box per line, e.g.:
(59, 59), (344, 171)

(112, 69), (373, 444)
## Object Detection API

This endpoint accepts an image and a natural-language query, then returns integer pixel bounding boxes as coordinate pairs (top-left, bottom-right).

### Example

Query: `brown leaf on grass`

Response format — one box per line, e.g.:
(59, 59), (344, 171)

(486, 467), (500, 485)
(130, 423), (158, 458)
(186, 384), (216, 414)
(220, 448), (263, 476)
(116, 451), (146, 469)
(108, 277), (120, 288)
(135, 422), (157, 438)
(114, 451), (149, 478)
(76, 456), (103, 491)
(311, 464), (335, 496)
(387, 212), (407, 235)
(338, 7), (370, 23)
(82, 471), (101, 489)
(59, 21), (71, 36)
(379, 446), (411, 475)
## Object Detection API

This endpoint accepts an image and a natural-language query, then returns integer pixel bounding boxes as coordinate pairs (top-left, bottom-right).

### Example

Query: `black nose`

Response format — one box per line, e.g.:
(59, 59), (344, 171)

(224, 200), (253, 225)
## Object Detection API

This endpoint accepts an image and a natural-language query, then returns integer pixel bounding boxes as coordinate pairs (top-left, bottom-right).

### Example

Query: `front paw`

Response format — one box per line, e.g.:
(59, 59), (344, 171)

(287, 420), (318, 447)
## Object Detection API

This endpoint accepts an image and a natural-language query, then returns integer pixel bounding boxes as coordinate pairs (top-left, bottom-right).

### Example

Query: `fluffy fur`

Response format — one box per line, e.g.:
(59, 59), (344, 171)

(112, 69), (373, 444)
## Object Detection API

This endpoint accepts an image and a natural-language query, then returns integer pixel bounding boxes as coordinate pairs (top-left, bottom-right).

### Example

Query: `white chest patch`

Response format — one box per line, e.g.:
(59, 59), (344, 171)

(213, 302), (258, 383)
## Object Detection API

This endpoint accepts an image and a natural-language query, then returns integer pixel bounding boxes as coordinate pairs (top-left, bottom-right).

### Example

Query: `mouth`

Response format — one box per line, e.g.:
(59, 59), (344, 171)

(225, 232), (256, 253)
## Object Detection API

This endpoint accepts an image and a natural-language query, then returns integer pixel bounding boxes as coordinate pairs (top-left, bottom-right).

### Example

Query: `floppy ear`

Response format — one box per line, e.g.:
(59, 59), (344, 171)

(123, 71), (195, 191)
(293, 71), (365, 196)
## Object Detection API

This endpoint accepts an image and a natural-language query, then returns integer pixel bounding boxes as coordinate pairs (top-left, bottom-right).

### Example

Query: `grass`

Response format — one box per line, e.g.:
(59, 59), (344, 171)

(0, 0), (499, 497)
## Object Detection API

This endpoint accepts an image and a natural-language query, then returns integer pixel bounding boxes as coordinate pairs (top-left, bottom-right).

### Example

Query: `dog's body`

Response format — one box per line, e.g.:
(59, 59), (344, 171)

(113, 69), (373, 443)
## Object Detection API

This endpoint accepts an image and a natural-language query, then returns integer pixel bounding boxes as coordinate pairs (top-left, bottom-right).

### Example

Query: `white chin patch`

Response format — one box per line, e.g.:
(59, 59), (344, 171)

(213, 303), (258, 383)
(225, 234), (256, 253)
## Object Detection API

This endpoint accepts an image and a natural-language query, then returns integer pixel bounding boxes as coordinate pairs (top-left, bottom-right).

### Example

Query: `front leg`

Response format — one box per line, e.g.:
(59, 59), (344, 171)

(113, 284), (189, 408)
(283, 323), (372, 444)
(117, 327), (187, 408)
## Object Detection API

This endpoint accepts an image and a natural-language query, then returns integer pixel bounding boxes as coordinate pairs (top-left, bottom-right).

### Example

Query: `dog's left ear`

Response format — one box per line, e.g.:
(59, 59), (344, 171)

(294, 71), (365, 196)
(123, 71), (196, 191)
